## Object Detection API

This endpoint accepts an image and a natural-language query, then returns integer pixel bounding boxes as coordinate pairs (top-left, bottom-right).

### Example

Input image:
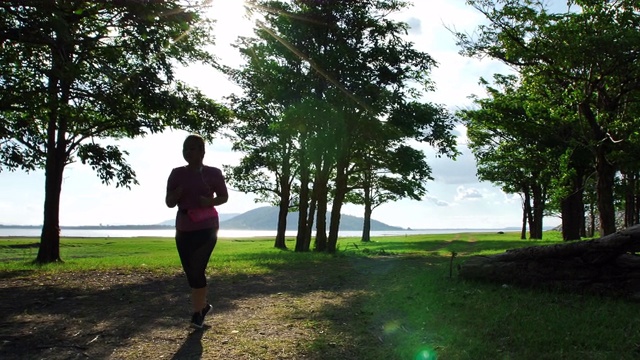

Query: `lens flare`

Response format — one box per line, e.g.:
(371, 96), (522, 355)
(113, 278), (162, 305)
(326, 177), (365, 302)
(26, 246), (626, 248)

(415, 347), (437, 360)
(382, 320), (402, 334)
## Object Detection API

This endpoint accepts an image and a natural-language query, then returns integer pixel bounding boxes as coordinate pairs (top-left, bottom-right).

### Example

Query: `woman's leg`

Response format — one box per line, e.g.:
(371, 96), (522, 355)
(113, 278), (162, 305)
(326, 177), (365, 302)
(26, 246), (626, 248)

(191, 286), (207, 313)
(176, 228), (217, 313)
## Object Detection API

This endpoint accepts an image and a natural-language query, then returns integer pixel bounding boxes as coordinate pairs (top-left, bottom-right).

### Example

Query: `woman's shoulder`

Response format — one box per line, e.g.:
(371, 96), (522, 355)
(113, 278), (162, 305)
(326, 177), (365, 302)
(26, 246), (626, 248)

(203, 165), (222, 174)
(168, 166), (188, 177)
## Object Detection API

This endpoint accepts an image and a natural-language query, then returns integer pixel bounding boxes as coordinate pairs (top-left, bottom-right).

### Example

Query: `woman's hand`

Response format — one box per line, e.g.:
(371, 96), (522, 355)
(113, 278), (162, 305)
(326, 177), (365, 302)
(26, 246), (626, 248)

(165, 186), (183, 208)
(199, 195), (228, 207)
(199, 196), (214, 208)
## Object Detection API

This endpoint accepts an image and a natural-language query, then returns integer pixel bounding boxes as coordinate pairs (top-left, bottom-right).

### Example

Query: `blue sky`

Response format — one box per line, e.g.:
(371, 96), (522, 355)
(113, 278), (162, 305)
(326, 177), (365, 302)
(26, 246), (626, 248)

(0, 0), (563, 229)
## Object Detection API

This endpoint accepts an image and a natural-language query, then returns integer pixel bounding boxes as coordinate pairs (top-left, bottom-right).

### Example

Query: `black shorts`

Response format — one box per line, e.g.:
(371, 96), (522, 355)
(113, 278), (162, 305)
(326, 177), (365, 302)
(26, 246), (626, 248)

(175, 227), (217, 289)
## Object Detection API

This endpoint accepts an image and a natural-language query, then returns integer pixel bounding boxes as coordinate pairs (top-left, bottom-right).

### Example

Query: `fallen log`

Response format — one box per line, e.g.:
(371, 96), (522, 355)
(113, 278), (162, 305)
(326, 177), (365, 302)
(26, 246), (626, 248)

(458, 224), (640, 298)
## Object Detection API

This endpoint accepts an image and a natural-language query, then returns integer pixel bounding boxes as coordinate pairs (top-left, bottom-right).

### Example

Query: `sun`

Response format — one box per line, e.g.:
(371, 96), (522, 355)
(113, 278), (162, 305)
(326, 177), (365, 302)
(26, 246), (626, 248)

(204, 0), (255, 45)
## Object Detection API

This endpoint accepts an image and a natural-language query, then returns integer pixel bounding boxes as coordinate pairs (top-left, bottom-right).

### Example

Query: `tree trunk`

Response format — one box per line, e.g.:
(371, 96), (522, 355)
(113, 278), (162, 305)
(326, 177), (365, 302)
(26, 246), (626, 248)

(327, 203), (342, 254)
(312, 156), (331, 252)
(295, 132), (311, 252)
(524, 186), (534, 239)
(596, 147), (617, 236)
(561, 191), (583, 241)
(520, 193), (528, 240)
(314, 183), (328, 252)
(327, 158), (349, 253)
(37, 158), (64, 263)
(587, 203), (596, 238)
(560, 170), (584, 241)
(635, 192), (640, 227)
(305, 197), (316, 252)
(530, 182), (544, 239)
(459, 224), (640, 298)
(274, 199), (288, 250)
(37, 43), (68, 264)
(581, 103), (616, 236)
(361, 178), (372, 243)
(361, 208), (372, 243)
(274, 170), (291, 249)
(623, 172), (636, 228)
(295, 165), (310, 252)
(37, 119), (65, 263)
(635, 186), (640, 227)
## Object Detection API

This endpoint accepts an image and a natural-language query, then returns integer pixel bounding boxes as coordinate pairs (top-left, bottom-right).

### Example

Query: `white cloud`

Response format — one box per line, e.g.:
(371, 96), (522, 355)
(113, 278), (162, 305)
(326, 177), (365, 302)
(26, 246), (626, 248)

(429, 147), (479, 185)
(454, 186), (483, 201)
(406, 17), (422, 35)
(424, 195), (450, 207)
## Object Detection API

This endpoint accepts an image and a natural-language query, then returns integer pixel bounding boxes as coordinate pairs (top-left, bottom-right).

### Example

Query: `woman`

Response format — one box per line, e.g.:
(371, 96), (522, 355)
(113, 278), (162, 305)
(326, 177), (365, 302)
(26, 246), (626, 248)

(165, 134), (228, 328)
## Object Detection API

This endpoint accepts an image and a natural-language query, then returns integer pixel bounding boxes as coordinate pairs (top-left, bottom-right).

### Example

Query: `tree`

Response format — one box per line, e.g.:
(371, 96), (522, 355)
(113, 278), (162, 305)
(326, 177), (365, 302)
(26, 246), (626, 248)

(347, 101), (457, 242)
(223, 11), (324, 249)
(459, 74), (563, 239)
(347, 144), (433, 242)
(454, 0), (640, 236)
(227, 0), (457, 253)
(0, 1), (230, 263)
(223, 102), (302, 249)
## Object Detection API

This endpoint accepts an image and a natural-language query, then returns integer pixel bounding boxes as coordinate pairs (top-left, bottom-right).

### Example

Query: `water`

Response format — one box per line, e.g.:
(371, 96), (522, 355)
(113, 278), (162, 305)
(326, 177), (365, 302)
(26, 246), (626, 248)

(0, 227), (510, 238)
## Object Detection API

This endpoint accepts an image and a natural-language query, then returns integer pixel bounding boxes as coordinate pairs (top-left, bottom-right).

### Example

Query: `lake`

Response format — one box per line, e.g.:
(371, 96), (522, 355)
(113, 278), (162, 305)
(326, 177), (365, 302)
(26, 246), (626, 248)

(0, 228), (511, 238)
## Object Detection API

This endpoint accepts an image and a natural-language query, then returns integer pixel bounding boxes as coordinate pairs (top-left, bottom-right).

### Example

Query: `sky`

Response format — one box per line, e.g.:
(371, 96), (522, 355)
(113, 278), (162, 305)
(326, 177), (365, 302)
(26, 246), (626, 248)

(0, 0), (563, 230)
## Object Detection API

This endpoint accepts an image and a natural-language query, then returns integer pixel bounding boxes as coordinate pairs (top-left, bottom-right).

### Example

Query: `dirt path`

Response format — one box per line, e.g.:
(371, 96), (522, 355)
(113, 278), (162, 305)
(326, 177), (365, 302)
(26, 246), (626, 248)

(0, 258), (400, 359)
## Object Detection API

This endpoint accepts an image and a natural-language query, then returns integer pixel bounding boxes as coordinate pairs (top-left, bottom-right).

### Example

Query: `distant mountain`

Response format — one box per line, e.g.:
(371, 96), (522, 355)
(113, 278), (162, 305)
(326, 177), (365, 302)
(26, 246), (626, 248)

(0, 213), (242, 230)
(220, 206), (402, 231)
(0, 208), (401, 231)
(157, 212), (240, 226)
(0, 224), (173, 230)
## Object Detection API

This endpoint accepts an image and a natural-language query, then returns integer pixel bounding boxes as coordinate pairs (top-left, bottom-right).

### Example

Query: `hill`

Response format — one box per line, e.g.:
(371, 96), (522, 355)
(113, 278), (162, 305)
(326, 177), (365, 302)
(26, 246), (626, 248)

(0, 208), (401, 231)
(157, 212), (240, 226)
(220, 206), (403, 231)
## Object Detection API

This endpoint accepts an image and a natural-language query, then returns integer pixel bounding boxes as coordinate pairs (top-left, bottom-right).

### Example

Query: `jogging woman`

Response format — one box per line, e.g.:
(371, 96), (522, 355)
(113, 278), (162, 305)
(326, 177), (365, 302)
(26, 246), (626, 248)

(165, 134), (228, 328)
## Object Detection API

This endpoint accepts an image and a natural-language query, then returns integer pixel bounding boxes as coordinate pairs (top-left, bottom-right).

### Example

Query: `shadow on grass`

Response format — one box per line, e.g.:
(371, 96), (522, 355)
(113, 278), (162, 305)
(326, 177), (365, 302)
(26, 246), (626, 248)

(171, 327), (205, 360)
(0, 269), (35, 280)
(344, 238), (556, 256)
(0, 243), (39, 249)
(0, 255), (409, 360)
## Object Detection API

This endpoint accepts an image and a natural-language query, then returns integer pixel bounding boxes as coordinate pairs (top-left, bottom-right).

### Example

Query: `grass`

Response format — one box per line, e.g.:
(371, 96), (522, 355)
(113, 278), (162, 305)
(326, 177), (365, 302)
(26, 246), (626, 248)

(2, 231), (639, 359)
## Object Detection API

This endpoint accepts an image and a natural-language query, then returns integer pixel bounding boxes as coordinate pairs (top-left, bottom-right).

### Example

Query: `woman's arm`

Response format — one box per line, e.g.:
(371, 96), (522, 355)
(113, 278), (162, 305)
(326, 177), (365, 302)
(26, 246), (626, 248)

(166, 186), (183, 208)
(198, 194), (227, 207)
(166, 169), (182, 208)
(199, 167), (229, 207)
(212, 195), (228, 206)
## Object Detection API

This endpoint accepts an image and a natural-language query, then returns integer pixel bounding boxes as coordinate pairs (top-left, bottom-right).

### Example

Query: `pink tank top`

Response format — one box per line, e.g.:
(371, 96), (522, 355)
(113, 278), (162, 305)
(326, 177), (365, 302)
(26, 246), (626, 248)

(166, 165), (228, 231)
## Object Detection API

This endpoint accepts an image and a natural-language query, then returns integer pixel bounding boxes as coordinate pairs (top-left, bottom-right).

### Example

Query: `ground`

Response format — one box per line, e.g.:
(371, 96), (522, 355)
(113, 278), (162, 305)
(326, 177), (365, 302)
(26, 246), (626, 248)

(0, 258), (398, 360)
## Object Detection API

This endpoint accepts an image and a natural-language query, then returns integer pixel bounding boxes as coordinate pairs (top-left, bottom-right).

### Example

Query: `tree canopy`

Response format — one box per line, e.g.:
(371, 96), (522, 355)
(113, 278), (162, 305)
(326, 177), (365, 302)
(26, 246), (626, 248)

(454, 0), (640, 238)
(223, 0), (458, 251)
(0, 0), (230, 263)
